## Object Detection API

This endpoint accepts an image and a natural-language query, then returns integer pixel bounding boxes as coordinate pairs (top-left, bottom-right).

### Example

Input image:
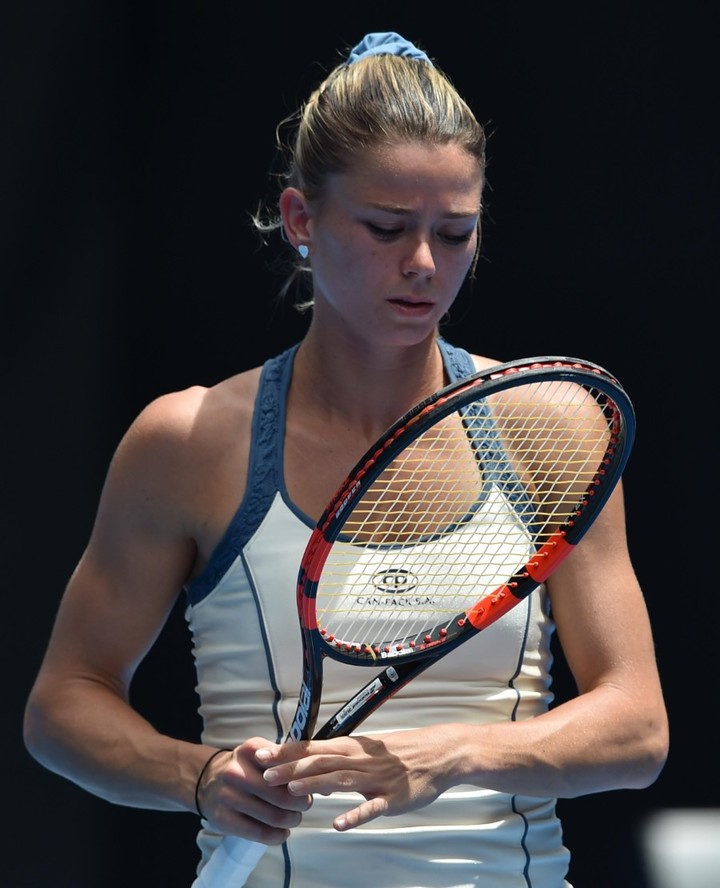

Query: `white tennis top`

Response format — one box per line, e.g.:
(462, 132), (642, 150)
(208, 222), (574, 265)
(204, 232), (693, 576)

(184, 339), (572, 887)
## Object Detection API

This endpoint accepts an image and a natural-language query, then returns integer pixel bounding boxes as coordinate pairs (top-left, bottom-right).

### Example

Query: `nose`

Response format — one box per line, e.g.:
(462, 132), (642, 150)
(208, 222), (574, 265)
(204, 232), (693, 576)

(401, 239), (435, 279)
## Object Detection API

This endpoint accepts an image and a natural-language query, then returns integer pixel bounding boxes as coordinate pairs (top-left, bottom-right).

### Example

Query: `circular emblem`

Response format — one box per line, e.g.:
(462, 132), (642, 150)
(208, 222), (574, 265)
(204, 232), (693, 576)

(371, 568), (419, 593)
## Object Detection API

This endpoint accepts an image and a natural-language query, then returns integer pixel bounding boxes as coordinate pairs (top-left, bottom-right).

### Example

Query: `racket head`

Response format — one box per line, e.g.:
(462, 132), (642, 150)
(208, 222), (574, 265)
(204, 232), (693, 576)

(288, 356), (635, 741)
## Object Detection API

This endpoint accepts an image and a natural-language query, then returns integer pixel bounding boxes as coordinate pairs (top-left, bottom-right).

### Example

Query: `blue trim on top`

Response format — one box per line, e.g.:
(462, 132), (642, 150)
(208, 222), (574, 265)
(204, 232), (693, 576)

(440, 338), (538, 533)
(185, 345), (300, 607)
(460, 404), (538, 535)
(437, 336), (472, 383)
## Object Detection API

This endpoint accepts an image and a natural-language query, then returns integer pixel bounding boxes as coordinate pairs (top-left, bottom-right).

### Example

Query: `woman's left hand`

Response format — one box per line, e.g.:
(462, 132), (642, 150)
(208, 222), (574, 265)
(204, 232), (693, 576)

(254, 726), (457, 831)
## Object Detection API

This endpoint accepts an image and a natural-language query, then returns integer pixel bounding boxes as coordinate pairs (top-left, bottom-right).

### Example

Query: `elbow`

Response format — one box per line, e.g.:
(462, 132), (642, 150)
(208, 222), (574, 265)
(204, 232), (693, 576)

(23, 690), (56, 769)
(23, 696), (45, 763)
(632, 712), (670, 789)
(646, 730), (670, 787)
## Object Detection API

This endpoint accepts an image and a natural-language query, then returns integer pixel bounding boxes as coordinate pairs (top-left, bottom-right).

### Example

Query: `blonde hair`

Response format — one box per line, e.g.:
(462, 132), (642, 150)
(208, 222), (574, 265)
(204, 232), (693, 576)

(254, 48), (487, 307)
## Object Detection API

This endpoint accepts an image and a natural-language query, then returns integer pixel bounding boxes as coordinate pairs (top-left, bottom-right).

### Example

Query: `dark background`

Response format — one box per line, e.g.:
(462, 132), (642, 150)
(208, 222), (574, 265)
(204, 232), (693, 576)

(3, 3), (716, 886)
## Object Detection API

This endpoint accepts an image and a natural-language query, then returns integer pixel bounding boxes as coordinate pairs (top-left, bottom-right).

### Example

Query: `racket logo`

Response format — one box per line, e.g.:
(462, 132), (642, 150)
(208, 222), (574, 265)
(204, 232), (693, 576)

(335, 480), (362, 520)
(371, 568), (418, 593)
(288, 681), (313, 742)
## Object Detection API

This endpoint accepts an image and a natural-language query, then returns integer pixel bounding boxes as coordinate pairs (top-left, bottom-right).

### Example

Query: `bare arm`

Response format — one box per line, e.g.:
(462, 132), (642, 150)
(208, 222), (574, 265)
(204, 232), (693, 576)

(250, 483), (669, 829)
(24, 389), (216, 810)
(23, 386), (311, 840)
(447, 482), (669, 798)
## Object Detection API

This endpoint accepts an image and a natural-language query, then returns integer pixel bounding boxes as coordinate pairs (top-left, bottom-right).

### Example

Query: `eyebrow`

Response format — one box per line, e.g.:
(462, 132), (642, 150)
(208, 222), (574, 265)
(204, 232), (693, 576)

(367, 202), (480, 219)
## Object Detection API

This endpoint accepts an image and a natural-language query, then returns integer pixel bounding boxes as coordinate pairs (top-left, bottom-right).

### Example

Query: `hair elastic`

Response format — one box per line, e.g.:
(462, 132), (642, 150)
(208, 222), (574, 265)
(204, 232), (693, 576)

(194, 748), (232, 820)
(347, 32), (432, 66)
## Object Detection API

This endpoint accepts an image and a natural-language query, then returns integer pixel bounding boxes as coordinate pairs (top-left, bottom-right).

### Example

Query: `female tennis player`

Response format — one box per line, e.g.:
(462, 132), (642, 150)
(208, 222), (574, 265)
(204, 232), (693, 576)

(23, 31), (668, 887)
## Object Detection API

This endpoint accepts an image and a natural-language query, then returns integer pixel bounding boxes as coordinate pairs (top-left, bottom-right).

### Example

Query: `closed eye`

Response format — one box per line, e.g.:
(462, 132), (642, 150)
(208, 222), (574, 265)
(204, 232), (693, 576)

(366, 223), (475, 246)
(367, 223), (402, 240)
(439, 230), (475, 246)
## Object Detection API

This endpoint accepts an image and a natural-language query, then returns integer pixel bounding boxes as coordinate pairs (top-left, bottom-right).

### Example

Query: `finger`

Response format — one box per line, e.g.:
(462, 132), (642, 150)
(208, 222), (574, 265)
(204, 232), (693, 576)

(212, 784), (314, 845)
(221, 809), (298, 846)
(257, 736), (358, 767)
(261, 749), (360, 787)
(221, 749), (310, 810)
(254, 743), (284, 766)
(223, 770), (313, 814)
(333, 796), (390, 831)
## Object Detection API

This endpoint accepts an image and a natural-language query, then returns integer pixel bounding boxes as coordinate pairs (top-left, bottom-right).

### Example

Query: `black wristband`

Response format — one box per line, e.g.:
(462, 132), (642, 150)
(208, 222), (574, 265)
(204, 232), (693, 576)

(194, 748), (232, 820)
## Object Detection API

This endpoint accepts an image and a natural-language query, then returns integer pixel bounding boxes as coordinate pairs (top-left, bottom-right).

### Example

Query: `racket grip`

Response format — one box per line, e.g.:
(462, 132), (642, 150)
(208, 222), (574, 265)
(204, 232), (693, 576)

(192, 836), (267, 888)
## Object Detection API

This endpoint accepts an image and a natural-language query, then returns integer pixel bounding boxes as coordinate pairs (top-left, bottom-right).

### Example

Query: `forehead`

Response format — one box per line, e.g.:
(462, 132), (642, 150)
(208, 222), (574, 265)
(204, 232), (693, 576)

(331, 141), (484, 212)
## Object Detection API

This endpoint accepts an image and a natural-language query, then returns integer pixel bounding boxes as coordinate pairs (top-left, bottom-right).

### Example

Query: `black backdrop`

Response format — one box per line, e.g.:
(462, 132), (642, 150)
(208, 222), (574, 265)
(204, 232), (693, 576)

(3, 3), (716, 886)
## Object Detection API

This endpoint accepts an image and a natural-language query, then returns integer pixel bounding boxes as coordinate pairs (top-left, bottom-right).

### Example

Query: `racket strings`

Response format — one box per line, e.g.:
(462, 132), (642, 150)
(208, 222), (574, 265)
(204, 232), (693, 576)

(484, 383), (616, 518)
(315, 380), (618, 654)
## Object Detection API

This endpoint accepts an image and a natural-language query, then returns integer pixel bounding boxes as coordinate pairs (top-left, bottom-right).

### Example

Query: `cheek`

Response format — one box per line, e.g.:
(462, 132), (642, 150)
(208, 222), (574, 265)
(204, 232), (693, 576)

(332, 240), (387, 281)
(457, 237), (479, 277)
(440, 247), (475, 284)
(323, 225), (366, 267)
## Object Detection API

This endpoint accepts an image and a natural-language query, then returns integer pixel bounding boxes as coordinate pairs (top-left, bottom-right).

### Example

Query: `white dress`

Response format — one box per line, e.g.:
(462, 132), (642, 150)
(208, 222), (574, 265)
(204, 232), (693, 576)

(185, 339), (572, 887)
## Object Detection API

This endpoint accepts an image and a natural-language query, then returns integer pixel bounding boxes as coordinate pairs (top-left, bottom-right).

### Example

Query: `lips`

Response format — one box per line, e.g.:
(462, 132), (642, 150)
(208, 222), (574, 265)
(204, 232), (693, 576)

(387, 297), (436, 317)
(388, 295), (434, 308)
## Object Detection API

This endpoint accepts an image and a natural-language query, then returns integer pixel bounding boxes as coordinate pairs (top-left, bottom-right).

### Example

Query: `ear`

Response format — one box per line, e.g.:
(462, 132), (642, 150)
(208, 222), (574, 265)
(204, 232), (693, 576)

(279, 187), (312, 250)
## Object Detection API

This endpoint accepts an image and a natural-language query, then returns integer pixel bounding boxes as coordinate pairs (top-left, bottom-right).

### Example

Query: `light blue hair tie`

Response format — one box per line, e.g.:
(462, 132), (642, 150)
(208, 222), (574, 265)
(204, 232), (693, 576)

(347, 32), (432, 66)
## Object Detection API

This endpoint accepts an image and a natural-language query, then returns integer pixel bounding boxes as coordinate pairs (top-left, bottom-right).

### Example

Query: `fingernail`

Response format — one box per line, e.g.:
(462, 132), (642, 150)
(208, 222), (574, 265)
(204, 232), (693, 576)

(256, 748), (271, 762)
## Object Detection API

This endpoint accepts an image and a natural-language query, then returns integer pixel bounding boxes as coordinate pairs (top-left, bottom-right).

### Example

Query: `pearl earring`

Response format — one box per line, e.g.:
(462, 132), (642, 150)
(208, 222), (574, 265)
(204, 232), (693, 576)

(297, 244), (309, 259)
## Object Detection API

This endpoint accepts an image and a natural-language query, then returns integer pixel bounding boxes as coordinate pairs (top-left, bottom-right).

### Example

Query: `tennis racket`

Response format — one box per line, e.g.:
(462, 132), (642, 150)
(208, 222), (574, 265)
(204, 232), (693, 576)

(193, 355), (635, 887)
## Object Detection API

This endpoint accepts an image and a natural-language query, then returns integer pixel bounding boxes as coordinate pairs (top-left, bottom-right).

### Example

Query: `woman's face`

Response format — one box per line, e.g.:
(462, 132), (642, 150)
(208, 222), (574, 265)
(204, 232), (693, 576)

(305, 140), (483, 347)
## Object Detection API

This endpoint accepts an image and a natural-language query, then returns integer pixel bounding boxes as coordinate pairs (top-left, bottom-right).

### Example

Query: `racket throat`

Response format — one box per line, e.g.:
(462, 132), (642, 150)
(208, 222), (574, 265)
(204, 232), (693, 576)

(313, 659), (435, 740)
(287, 678), (320, 742)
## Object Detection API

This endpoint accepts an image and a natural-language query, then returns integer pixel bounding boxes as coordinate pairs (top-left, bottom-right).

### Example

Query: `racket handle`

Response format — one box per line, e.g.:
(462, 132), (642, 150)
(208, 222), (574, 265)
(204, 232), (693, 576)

(192, 836), (267, 888)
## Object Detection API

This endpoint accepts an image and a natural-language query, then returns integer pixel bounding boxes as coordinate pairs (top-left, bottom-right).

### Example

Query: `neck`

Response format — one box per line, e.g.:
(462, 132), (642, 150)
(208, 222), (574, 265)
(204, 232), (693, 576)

(291, 330), (445, 435)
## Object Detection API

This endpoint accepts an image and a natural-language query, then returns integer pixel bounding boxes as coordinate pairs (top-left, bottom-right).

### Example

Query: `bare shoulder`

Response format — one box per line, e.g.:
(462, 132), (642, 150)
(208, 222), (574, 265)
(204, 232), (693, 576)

(467, 353), (504, 373)
(95, 367), (264, 541)
(467, 352), (600, 412)
(120, 367), (262, 464)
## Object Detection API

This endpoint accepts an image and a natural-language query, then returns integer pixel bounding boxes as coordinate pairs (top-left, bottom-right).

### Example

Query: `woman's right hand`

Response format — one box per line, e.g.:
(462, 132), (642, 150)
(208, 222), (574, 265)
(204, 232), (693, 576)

(196, 739), (314, 844)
